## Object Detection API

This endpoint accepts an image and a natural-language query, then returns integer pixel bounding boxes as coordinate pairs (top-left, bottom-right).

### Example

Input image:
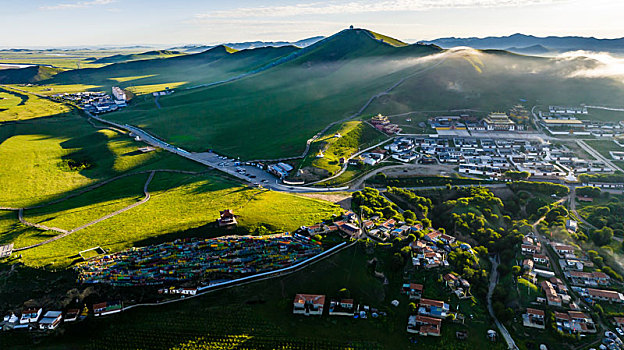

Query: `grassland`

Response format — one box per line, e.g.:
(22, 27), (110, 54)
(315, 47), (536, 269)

(51, 45), (299, 94)
(586, 108), (624, 122)
(0, 48), (155, 70)
(584, 139), (624, 161)
(0, 113), (202, 209)
(0, 86), (73, 121)
(105, 30), (441, 159)
(2, 244), (503, 350)
(9, 171), (340, 267)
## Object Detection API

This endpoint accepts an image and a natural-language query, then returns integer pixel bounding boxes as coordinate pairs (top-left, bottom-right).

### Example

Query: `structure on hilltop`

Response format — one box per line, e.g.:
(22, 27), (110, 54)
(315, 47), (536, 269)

(218, 209), (237, 227)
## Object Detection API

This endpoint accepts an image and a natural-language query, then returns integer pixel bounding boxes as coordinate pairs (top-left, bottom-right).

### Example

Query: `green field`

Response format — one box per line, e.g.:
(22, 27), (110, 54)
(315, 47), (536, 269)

(0, 113), (201, 208)
(2, 245), (503, 350)
(8, 171), (341, 267)
(50, 45), (299, 95)
(0, 86), (73, 121)
(586, 108), (624, 122)
(584, 139), (624, 161)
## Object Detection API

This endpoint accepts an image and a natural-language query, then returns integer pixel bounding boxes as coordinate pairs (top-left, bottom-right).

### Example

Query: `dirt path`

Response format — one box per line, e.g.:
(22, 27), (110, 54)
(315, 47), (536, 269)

(13, 171), (157, 252)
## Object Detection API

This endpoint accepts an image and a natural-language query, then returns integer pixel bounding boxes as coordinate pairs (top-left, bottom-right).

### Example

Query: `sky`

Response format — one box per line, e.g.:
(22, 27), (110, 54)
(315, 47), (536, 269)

(1, 0), (623, 47)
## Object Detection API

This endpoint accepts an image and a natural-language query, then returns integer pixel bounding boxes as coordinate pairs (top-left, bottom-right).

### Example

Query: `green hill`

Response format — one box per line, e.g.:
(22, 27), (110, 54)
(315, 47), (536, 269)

(87, 50), (185, 64)
(364, 47), (624, 115)
(50, 45), (299, 92)
(0, 66), (63, 83)
(105, 29), (441, 159)
(53, 28), (624, 161)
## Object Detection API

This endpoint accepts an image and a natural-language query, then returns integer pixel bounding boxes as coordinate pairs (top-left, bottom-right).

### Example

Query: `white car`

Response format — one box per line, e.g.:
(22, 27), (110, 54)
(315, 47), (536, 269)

(616, 328), (624, 336)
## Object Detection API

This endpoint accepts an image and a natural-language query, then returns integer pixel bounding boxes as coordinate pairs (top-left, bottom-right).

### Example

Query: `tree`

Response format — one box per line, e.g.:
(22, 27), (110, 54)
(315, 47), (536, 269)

(403, 210), (416, 221)
(512, 265), (522, 276)
(339, 288), (351, 299)
(592, 227), (614, 247)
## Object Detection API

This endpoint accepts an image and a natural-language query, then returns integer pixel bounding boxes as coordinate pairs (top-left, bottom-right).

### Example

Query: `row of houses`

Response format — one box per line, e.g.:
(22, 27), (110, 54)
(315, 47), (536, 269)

(292, 294), (383, 319)
(2, 306), (88, 332)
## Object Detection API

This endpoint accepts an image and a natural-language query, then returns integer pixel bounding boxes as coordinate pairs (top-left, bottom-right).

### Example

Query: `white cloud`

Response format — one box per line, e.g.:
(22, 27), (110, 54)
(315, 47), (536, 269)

(40, 0), (116, 11)
(196, 0), (568, 19)
(559, 51), (624, 79)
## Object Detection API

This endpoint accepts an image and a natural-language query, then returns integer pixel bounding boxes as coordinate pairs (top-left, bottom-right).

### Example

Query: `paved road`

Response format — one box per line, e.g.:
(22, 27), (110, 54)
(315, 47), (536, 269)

(487, 256), (519, 350)
(577, 139), (623, 172)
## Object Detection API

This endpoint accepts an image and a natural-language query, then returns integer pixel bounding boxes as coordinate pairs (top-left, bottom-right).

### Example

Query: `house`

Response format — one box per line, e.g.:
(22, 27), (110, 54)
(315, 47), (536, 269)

(19, 308), (42, 324)
(523, 259), (534, 271)
(402, 283), (424, 300)
(587, 288), (624, 303)
(38, 311), (63, 330)
(424, 230), (442, 243)
(565, 219), (578, 233)
(555, 311), (596, 334)
(339, 223), (361, 236)
(418, 298), (449, 318)
(407, 315), (442, 336)
(541, 281), (562, 306)
(0, 243), (13, 258)
(566, 271), (610, 286)
(93, 301), (122, 316)
(614, 317), (624, 330)
(64, 309), (81, 322)
(523, 308), (546, 329)
(521, 244), (539, 255)
(328, 299), (356, 316)
(533, 254), (549, 265)
(552, 243), (575, 257)
(362, 220), (375, 230)
(293, 294), (325, 316)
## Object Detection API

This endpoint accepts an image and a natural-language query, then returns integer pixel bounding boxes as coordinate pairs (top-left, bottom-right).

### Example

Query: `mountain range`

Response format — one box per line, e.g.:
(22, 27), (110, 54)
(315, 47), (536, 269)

(422, 33), (624, 55)
(170, 36), (325, 53)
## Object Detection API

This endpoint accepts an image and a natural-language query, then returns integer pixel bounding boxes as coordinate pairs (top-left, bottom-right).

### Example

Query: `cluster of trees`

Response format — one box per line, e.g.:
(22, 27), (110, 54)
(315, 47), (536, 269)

(587, 250), (624, 281)
(508, 181), (569, 197)
(386, 187), (432, 218)
(579, 172), (624, 184)
(502, 170), (530, 181)
(576, 186), (602, 198)
(352, 187), (405, 222)
(580, 197), (624, 237)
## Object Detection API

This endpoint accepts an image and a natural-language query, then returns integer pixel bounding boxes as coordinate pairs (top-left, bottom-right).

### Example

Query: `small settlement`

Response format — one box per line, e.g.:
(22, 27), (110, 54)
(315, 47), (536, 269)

(515, 233), (624, 336)
(52, 86), (129, 114)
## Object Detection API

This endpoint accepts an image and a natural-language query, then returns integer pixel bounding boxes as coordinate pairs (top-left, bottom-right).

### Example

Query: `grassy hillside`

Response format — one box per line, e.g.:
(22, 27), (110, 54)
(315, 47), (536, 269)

(105, 29), (441, 159)
(0, 66), (63, 83)
(0, 86), (74, 121)
(50, 45), (299, 93)
(11, 171), (340, 267)
(0, 113), (201, 208)
(365, 48), (624, 115)
(88, 50), (186, 64)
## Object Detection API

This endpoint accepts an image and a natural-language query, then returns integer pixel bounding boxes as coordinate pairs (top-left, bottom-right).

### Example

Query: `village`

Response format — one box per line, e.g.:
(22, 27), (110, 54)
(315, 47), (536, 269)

(517, 227), (624, 349)
(51, 86), (130, 114)
(345, 111), (615, 181)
